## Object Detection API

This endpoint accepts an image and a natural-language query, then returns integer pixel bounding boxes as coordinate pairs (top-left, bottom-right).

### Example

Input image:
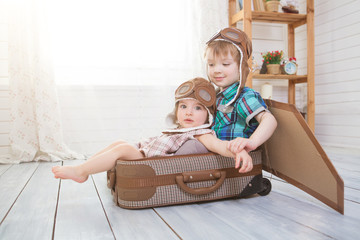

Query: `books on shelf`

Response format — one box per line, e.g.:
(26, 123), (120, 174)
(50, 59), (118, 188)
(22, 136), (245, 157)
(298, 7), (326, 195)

(259, 0), (265, 11)
(253, 0), (265, 11)
(238, 0), (243, 10)
(239, 0), (265, 11)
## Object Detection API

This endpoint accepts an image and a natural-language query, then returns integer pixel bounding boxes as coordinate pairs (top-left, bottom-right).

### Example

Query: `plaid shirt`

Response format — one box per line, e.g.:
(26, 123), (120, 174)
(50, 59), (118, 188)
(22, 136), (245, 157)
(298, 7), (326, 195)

(137, 128), (215, 158)
(212, 82), (267, 140)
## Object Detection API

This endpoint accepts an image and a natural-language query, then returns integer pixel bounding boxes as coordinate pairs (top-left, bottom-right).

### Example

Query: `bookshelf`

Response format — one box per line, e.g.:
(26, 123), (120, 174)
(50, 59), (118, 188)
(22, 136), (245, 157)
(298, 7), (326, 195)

(229, 0), (315, 131)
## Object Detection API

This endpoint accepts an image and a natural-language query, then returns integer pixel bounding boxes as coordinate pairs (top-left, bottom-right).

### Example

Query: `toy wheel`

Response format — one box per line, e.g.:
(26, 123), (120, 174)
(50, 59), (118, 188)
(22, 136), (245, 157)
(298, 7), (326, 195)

(258, 178), (271, 196)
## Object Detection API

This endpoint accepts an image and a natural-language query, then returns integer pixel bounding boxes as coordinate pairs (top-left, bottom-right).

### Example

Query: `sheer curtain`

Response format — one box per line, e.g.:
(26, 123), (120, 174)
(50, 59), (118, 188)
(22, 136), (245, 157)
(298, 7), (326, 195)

(49, 0), (195, 87)
(48, 0), (228, 86)
(190, 0), (229, 77)
(48, 0), (229, 154)
(1, 0), (84, 163)
(1, 0), (228, 162)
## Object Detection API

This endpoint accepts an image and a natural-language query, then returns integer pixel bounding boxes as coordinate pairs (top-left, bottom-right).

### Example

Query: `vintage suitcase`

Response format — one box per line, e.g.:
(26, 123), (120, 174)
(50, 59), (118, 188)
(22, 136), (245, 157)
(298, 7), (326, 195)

(107, 99), (344, 213)
(107, 150), (271, 209)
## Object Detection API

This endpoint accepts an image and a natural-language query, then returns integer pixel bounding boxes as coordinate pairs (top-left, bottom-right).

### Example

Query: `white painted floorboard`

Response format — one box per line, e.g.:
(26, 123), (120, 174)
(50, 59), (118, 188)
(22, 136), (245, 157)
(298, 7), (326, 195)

(0, 163), (39, 222)
(53, 160), (114, 239)
(0, 162), (59, 240)
(92, 172), (179, 239)
(0, 152), (359, 239)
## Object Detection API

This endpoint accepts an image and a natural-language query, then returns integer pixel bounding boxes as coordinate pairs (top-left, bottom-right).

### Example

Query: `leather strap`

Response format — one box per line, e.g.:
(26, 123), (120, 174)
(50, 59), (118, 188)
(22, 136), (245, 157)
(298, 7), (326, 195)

(117, 164), (262, 188)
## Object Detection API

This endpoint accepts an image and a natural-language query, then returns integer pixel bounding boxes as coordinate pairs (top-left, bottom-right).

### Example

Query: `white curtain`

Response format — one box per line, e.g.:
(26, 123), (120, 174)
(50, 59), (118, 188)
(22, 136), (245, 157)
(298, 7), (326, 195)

(48, 0), (228, 87)
(0, 0), (84, 163)
(190, 0), (229, 77)
(1, 0), (228, 161)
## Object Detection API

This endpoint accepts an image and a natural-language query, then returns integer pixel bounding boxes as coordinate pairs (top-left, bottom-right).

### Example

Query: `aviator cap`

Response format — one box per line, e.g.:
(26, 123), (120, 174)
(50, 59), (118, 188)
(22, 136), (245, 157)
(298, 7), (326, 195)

(175, 77), (216, 115)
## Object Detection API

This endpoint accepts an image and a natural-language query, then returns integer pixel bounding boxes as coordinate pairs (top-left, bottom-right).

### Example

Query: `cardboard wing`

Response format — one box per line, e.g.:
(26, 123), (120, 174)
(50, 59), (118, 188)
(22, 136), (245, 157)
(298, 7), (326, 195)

(262, 100), (344, 214)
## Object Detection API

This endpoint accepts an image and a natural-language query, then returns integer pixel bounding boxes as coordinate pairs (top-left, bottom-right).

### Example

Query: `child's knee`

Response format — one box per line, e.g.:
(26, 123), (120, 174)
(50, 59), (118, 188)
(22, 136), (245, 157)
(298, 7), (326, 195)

(110, 143), (136, 157)
(110, 140), (126, 147)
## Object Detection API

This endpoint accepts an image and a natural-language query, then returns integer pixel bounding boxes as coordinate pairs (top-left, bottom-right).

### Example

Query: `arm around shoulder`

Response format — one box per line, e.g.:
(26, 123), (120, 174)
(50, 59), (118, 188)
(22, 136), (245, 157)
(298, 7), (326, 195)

(195, 134), (235, 158)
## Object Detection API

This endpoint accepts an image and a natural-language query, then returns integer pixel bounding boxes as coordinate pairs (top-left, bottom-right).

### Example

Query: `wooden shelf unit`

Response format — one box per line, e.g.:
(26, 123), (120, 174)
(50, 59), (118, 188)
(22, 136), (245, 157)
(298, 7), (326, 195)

(231, 11), (307, 25)
(229, 0), (315, 131)
(252, 74), (307, 83)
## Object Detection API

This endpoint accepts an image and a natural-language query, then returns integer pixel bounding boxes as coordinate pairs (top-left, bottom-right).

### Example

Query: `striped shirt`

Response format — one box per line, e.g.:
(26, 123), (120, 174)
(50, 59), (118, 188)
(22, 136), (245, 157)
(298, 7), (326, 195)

(212, 82), (267, 140)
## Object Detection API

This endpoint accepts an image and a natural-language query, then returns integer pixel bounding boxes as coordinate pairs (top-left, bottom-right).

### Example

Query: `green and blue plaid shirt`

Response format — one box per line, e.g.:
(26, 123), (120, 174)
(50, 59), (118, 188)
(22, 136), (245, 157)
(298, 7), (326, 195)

(212, 82), (267, 140)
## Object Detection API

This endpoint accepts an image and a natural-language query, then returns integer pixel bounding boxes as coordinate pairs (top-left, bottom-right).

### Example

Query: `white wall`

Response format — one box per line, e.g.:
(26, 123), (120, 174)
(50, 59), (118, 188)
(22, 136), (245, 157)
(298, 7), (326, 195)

(0, 86), (9, 156)
(0, 4), (10, 156)
(312, 0), (360, 152)
(1, 1), (360, 156)
(57, 85), (174, 155)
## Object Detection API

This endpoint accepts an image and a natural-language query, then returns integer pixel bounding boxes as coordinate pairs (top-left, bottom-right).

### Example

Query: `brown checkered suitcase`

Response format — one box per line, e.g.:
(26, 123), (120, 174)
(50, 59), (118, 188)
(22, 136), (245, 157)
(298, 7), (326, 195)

(107, 150), (271, 209)
(105, 99), (345, 213)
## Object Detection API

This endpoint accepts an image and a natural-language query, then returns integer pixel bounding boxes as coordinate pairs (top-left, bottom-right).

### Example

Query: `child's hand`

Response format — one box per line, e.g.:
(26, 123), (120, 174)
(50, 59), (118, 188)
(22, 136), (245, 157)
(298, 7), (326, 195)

(235, 150), (253, 173)
(227, 137), (257, 153)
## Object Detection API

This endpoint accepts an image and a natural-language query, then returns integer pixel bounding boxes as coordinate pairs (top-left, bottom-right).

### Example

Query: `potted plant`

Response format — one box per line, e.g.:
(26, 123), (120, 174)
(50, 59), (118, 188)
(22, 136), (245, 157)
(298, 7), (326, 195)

(265, 0), (280, 12)
(262, 50), (284, 75)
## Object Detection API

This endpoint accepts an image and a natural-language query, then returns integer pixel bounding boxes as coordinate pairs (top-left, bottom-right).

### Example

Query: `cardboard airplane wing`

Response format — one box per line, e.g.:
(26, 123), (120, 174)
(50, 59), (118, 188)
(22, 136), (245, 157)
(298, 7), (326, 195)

(262, 99), (344, 214)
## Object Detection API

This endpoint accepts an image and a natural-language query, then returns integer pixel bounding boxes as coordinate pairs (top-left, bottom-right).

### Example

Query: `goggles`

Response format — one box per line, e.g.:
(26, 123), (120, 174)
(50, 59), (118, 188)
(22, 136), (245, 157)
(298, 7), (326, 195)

(175, 78), (216, 110)
(206, 28), (251, 58)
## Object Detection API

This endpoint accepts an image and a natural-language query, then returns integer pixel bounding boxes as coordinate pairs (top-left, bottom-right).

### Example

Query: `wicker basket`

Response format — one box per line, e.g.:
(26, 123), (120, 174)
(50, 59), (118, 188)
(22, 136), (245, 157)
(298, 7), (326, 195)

(266, 1), (280, 12)
(267, 64), (281, 75)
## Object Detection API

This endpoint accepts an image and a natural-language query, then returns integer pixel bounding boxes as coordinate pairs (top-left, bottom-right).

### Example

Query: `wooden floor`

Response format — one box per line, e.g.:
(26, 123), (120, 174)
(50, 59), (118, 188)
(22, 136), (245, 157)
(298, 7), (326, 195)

(0, 151), (359, 240)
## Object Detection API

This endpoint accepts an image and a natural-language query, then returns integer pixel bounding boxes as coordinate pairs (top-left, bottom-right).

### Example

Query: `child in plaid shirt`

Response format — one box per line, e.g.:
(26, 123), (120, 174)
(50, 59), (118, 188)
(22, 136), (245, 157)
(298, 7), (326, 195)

(52, 77), (252, 183)
(205, 27), (277, 172)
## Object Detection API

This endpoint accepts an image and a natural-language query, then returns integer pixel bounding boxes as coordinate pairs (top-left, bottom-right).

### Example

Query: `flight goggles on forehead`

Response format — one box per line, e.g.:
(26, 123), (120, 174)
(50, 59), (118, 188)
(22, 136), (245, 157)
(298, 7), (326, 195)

(175, 78), (216, 110)
(206, 27), (252, 58)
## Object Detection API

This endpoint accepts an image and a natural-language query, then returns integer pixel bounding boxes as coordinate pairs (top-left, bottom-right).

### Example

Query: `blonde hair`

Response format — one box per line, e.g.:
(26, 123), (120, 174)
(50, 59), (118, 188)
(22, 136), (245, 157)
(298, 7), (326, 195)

(204, 41), (240, 65)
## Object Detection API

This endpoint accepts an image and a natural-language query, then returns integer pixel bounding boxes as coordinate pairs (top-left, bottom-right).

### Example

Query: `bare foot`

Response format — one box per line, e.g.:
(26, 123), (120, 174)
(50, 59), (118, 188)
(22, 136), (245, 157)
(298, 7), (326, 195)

(52, 165), (88, 183)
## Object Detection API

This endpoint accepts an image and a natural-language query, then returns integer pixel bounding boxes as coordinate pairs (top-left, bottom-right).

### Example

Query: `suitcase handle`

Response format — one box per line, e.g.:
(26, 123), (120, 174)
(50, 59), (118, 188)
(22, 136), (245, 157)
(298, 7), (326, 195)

(175, 170), (226, 195)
